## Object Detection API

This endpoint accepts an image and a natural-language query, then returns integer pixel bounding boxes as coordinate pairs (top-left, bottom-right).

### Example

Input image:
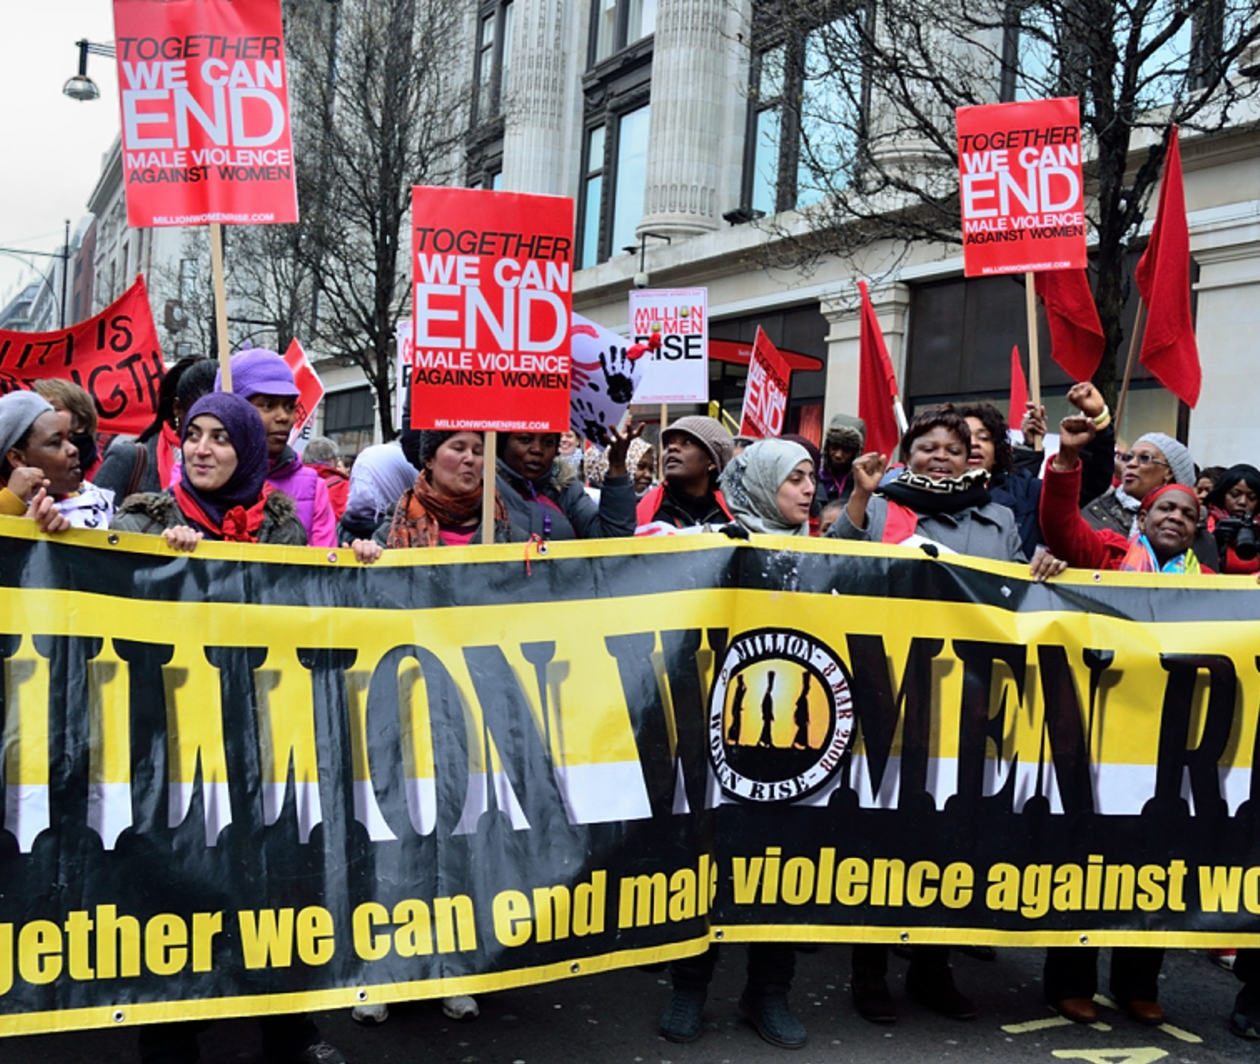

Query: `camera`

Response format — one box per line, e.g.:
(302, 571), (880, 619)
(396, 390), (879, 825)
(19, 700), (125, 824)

(1213, 515), (1260, 561)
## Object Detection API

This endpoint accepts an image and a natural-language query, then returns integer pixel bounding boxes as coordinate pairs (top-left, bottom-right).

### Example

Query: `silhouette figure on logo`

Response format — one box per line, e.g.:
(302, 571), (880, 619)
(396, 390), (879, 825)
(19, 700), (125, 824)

(757, 671), (777, 748)
(727, 673), (747, 744)
(792, 670), (812, 750)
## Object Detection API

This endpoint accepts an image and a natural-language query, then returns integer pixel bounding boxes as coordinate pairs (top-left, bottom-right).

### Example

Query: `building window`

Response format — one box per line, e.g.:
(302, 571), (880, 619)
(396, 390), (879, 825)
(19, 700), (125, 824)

(468, 151), (504, 190)
(611, 104), (650, 257)
(322, 386), (376, 457)
(579, 126), (605, 267)
(744, 6), (865, 217)
(590, 0), (656, 66)
(473, 1), (514, 125)
(576, 103), (650, 266)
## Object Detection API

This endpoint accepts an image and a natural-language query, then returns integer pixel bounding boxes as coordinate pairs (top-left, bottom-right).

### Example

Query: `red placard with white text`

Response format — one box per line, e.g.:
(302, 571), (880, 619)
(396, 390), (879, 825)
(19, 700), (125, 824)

(0, 276), (163, 434)
(956, 97), (1086, 276)
(281, 339), (324, 452)
(112, 0), (299, 227)
(409, 187), (574, 431)
(739, 328), (791, 438)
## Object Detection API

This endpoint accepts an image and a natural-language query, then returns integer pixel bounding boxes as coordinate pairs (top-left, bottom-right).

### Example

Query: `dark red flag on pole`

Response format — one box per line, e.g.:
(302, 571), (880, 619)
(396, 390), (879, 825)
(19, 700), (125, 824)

(1033, 268), (1104, 381)
(857, 281), (901, 458)
(1008, 345), (1029, 432)
(1135, 127), (1201, 407)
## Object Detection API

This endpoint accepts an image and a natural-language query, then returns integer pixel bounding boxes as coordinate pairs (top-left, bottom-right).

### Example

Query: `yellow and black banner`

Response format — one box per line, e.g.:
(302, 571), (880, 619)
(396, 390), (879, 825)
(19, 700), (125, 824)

(3, 519), (1260, 1034)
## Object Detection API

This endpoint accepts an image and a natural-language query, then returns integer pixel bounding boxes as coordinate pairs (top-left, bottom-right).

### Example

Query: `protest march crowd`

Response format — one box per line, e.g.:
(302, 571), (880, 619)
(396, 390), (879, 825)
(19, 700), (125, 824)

(2, 345), (1259, 1059)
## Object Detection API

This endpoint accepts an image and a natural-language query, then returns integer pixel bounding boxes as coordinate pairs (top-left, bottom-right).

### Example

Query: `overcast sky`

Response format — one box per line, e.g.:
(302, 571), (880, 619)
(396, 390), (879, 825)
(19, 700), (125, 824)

(0, 2), (120, 309)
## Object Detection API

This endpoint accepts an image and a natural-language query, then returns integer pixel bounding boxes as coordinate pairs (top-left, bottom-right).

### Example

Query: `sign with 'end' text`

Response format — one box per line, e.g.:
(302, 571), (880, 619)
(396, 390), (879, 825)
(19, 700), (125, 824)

(410, 188), (574, 432)
(956, 96), (1086, 277)
(112, 0), (298, 227)
(739, 327), (790, 438)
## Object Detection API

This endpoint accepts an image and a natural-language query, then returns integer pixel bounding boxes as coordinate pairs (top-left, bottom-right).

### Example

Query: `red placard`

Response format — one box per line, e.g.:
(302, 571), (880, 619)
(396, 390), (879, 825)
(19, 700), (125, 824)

(281, 338), (325, 449)
(0, 276), (163, 434)
(112, 0), (298, 228)
(956, 97), (1086, 277)
(409, 187), (573, 431)
(739, 328), (791, 438)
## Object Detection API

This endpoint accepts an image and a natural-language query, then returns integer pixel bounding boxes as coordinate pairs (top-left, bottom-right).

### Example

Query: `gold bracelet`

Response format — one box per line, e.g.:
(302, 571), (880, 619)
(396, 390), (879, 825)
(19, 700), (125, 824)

(1092, 406), (1111, 431)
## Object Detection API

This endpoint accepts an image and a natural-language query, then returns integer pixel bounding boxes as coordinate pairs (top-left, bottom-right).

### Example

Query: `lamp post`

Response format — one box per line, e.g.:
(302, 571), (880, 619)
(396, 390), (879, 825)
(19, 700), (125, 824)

(63, 39), (115, 101)
(0, 220), (72, 329)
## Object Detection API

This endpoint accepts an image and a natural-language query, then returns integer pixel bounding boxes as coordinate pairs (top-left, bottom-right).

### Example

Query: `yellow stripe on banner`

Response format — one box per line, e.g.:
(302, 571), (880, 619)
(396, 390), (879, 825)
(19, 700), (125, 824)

(714, 925), (1260, 948)
(0, 934), (711, 1037)
(1, 512), (1246, 586)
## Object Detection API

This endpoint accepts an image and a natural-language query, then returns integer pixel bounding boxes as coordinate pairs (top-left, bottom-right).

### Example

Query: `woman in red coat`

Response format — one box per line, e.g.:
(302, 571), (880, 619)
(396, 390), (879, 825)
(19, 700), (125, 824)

(1038, 413), (1209, 1029)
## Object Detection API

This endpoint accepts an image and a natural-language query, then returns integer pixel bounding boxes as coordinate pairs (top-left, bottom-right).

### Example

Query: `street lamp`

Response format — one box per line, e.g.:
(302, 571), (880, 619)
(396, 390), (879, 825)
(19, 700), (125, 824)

(0, 220), (72, 329)
(63, 39), (115, 102)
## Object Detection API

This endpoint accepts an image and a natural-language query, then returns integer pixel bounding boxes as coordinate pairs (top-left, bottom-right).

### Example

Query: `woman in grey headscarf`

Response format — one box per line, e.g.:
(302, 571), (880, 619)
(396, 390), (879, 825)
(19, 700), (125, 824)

(718, 437), (815, 535)
(657, 436), (814, 1052)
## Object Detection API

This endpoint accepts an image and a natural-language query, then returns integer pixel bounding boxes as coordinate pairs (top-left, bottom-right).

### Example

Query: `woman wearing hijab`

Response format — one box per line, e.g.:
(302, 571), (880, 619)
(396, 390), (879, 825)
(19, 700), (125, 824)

(111, 392), (305, 547)
(720, 436), (815, 536)
(658, 438), (814, 1051)
(335, 442), (418, 545)
(628, 438), (656, 498)
(1203, 464), (1260, 574)
(215, 349), (337, 547)
(109, 393), (343, 1064)
(95, 355), (211, 500)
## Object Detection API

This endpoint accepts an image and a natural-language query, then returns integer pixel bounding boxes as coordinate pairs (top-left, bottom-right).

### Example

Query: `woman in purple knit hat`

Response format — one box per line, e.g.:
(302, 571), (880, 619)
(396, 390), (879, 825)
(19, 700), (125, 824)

(215, 348), (338, 547)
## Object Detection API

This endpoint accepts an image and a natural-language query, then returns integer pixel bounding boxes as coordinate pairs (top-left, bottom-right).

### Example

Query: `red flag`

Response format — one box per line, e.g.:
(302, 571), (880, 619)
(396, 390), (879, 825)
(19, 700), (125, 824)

(1034, 268), (1104, 380)
(1135, 127), (1200, 406)
(857, 281), (901, 458)
(1008, 345), (1029, 431)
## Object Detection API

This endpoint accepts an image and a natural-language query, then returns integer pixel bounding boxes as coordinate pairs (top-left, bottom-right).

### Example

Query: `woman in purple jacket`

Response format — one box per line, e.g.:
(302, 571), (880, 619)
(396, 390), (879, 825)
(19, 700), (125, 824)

(216, 349), (337, 547)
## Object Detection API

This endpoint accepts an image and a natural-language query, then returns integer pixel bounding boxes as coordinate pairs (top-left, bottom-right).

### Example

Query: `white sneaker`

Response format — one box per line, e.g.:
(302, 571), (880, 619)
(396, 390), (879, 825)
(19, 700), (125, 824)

(351, 1002), (389, 1025)
(442, 994), (479, 1020)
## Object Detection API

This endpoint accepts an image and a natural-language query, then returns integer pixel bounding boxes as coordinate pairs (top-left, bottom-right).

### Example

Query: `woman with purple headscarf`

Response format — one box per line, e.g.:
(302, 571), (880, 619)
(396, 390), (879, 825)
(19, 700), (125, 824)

(110, 392), (306, 548)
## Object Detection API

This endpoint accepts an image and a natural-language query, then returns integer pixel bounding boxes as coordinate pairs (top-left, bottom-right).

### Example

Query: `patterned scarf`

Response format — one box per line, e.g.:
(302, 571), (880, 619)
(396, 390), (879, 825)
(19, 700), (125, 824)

(1118, 533), (1201, 574)
(878, 467), (990, 515)
(386, 473), (509, 548)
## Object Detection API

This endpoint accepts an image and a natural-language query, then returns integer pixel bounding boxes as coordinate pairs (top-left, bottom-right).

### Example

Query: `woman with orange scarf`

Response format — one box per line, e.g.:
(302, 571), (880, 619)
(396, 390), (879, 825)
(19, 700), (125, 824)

(352, 430), (518, 561)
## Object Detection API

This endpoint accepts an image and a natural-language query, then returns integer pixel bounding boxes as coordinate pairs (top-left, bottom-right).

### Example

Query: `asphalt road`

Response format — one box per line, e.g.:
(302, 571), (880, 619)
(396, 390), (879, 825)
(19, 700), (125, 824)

(2, 946), (1248, 1063)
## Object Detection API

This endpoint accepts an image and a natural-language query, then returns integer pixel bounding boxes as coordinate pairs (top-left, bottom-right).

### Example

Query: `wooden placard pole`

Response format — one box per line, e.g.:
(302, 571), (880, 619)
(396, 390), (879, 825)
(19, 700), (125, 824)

(481, 430), (497, 545)
(210, 223), (232, 391)
(1024, 271), (1042, 449)
(658, 403), (668, 479)
(1114, 300), (1147, 435)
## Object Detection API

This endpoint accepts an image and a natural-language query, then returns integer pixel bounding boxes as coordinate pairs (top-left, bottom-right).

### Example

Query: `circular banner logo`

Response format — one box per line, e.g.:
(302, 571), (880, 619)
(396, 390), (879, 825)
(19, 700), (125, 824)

(709, 627), (854, 802)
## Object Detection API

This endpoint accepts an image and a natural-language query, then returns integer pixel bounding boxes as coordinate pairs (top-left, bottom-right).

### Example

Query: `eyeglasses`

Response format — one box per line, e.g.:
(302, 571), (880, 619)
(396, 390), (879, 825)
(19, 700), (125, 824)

(1117, 451), (1170, 468)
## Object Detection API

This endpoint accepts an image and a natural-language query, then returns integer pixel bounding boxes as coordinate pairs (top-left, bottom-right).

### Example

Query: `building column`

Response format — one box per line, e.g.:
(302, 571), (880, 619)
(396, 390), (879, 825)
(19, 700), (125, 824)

(637, 0), (730, 238)
(501, 0), (570, 195)
(819, 281), (912, 424)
